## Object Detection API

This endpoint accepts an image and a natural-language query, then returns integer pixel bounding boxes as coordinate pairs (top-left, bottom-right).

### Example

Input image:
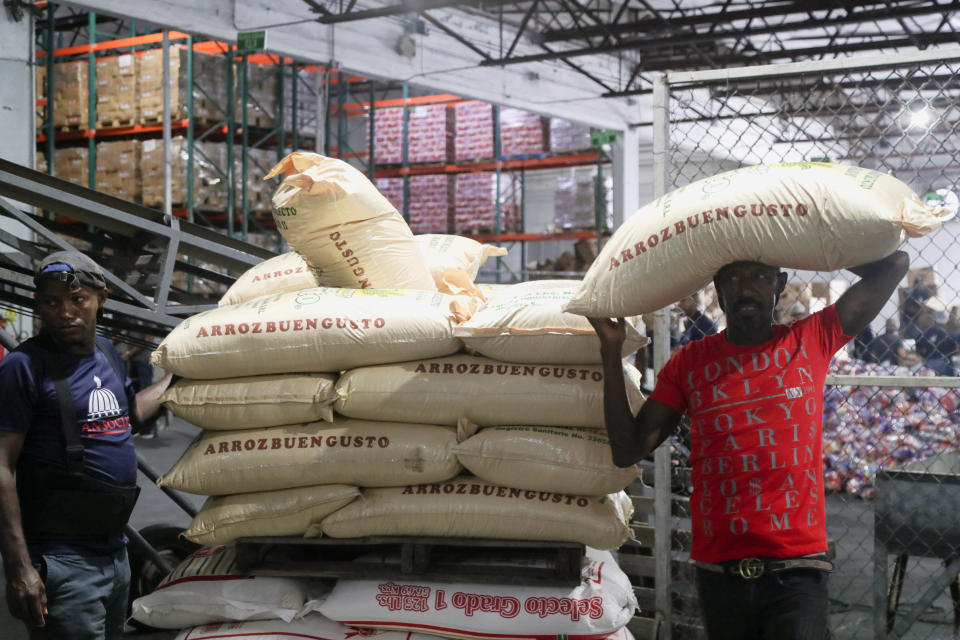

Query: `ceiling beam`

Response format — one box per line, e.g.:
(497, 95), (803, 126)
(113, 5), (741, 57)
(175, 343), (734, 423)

(538, 0), (931, 43)
(483, 0), (959, 66)
(316, 0), (528, 24)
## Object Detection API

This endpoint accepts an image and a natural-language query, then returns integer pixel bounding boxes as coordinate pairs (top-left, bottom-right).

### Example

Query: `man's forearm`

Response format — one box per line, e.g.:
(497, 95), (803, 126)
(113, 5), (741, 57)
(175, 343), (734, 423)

(131, 372), (173, 431)
(0, 469), (31, 575)
(599, 348), (648, 467)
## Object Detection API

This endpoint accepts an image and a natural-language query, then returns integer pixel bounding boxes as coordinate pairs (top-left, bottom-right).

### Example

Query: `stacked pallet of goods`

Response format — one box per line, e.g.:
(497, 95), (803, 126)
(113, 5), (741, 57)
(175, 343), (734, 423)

(137, 151), (646, 640)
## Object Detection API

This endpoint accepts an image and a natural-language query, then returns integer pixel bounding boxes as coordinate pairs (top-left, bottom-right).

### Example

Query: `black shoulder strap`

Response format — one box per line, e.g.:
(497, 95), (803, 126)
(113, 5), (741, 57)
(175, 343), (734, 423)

(95, 336), (124, 382)
(35, 348), (86, 476)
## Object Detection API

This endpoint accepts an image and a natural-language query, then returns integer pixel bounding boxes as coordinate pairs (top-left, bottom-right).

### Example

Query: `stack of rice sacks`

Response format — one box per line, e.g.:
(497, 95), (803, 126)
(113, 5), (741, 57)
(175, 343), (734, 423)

(144, 152), (643, 639)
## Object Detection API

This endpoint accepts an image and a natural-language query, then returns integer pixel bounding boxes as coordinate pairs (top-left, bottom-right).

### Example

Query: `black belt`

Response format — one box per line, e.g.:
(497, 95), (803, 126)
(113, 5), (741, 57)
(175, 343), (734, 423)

(695, 555), (833, 580)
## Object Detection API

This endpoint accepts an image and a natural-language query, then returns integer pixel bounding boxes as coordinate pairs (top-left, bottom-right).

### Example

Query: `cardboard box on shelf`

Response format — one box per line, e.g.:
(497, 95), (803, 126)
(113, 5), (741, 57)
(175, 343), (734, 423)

(95, 139), (141, 202)
(95, 54), (138, 127)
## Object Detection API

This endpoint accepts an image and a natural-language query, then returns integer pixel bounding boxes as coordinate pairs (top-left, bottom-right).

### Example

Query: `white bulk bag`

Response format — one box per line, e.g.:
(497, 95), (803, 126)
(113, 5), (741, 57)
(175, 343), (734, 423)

(162, 374), (338, 429)
(455, 279), (646, 364)
(315, 547), (638, 639)
(455, 426), (639, 496)
(334, 354), (645, 429)
(130, 545), (308, 629)
(151, 287), (462, 379)
(265, 152), (435, 291)
(219, 251), (318, 307)
(157, 419), (462, 495)
(183, 484), (360, 545)
(565, 162), (954, 317)
(174, 615), (451, 640)
(316, 477), (633, 550)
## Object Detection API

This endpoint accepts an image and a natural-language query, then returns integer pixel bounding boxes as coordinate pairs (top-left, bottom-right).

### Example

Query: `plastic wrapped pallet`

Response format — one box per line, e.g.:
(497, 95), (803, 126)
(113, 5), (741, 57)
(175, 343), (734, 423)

(157, 419), (462, 495)
(150, 287), (462, 379)
(316, 478), (633, 550)
(218, 251), (318, 306)
(454, 279), (645, 364)
(454, 426), (639, 496)
(183, 484), (360, 545)
(565, 162), (954, 318)
(315, 548), (637, 640)
(130, 545), (308, 629)
(161, 374), (338, 430)
(334, 354), (645, 430)
(265, 152), (436, 291)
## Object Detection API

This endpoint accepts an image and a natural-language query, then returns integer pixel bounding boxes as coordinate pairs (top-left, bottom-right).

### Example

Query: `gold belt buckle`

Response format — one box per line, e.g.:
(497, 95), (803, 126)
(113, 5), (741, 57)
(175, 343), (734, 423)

(738, 557), (764, 579)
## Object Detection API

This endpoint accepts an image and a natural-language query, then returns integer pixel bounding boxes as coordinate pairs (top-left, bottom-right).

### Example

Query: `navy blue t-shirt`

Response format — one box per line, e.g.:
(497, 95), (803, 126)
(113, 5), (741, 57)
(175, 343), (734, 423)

(0, 334), (137, 554)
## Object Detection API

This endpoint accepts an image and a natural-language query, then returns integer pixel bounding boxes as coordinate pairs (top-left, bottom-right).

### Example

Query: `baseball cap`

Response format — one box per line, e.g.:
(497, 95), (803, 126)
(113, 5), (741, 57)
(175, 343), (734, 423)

(35, 250), (107, 290)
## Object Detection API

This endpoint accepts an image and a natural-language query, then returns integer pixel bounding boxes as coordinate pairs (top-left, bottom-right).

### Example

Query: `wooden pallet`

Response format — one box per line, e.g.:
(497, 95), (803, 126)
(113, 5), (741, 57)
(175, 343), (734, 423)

(98, 116), (136, 129)
(234, 535), (585, 587)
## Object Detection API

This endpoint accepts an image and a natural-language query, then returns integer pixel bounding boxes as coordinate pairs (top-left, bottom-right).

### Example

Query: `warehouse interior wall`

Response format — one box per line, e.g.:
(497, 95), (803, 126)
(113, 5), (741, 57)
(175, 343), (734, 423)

(0, 7), (35, 238)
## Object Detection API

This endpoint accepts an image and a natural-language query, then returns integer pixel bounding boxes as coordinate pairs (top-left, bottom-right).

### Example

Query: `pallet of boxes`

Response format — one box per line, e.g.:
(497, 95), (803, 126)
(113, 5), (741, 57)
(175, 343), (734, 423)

(133, 151), (653, 640)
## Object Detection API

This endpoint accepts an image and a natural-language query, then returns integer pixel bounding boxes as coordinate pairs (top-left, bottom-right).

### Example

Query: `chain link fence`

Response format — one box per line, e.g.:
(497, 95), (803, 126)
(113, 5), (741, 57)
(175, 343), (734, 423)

(653, 49), (960, 640)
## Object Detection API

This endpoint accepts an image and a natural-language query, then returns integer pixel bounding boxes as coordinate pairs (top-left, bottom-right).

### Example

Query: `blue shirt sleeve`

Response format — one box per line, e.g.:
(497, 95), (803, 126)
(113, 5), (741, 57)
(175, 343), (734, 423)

(0, 348), (40, 434)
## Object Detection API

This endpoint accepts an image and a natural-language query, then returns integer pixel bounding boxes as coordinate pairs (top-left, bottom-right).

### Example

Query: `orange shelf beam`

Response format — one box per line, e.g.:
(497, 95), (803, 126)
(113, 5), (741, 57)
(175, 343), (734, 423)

(467, 230), (599, 243)
(371, 152), (605, 177)
(38, 31), (192, 58)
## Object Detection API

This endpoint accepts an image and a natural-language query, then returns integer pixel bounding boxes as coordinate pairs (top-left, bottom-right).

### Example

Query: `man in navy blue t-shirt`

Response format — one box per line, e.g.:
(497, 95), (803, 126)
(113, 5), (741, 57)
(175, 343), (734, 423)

(0, 250), (172, 639)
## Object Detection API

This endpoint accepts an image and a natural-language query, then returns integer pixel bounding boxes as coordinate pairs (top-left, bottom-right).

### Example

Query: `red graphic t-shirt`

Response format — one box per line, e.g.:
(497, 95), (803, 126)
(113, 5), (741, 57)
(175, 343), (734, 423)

(650, 305), (852, 563)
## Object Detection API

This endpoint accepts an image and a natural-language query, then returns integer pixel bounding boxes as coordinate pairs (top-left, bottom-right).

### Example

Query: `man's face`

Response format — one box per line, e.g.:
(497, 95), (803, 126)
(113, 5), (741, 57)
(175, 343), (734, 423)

(714, 262), (784, 327)
(34, 279), (106, 354)
(676, 294), (699, 317)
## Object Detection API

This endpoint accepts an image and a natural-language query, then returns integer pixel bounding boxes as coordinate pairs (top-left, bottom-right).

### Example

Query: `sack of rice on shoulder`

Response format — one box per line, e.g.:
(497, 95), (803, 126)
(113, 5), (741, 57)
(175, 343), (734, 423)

(151, 287), (462, 379)
(565, 162), (955, 318)
(219, 251), (318, 307)
(455, 279), (646, 364)
(174, 615), (465, 640)
(265, 152), (435, 291)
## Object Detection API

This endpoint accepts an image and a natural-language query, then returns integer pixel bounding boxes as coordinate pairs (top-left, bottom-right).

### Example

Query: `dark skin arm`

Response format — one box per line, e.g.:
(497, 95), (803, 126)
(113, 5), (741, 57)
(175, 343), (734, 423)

(0, 433), (46, 628)
(589, 317), (683, 467)
(836, 251), (910, 337)
(129, 372), (174, 434)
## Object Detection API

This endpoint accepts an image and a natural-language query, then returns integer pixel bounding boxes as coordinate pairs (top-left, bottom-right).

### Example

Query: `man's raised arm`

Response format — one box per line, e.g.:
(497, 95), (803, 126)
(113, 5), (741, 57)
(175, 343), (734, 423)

(836, 250), (910, 337)
(589, 317), (683, 467)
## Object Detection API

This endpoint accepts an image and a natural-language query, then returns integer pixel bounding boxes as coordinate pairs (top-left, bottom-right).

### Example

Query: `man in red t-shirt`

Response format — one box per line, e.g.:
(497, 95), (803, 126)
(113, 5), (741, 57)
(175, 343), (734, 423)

(590, 250), (908, 640)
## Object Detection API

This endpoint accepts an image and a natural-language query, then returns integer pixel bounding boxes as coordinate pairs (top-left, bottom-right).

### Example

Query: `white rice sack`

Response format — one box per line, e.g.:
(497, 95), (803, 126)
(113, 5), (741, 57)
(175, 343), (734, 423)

(161, 374), (338, 430)
(416, 233), (507, 282)
(131, 545), (308, 629)
(174, 615), (448, 640)
(183, 484), (360, 546)
(151, 287), (462, 379)
(315, 547), (638, 639)
(316, 477), (633, 550)
(218, 252), (318, 307)
(565, 162), (954, 317)
(334, 354), (645, 429)
(265, 152), (435, 291)
(157, 419), (461, 496)
(455, 279), (646, 364)
(455, 426), (639, 496)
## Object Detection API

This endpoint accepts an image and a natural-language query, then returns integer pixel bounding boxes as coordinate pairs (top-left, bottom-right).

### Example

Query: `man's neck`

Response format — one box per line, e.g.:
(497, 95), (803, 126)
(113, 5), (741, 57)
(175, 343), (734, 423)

(725, 323), (774, 346)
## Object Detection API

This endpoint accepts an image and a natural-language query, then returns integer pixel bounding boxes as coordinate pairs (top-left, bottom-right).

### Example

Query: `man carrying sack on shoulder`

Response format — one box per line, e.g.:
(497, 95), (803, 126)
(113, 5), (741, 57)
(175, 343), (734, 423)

(590, 250), (908, 639)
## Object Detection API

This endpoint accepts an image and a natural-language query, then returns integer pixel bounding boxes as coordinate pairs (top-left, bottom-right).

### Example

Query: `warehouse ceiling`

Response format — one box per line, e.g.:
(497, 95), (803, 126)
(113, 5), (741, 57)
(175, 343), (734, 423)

(296, 0), (960, 98)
